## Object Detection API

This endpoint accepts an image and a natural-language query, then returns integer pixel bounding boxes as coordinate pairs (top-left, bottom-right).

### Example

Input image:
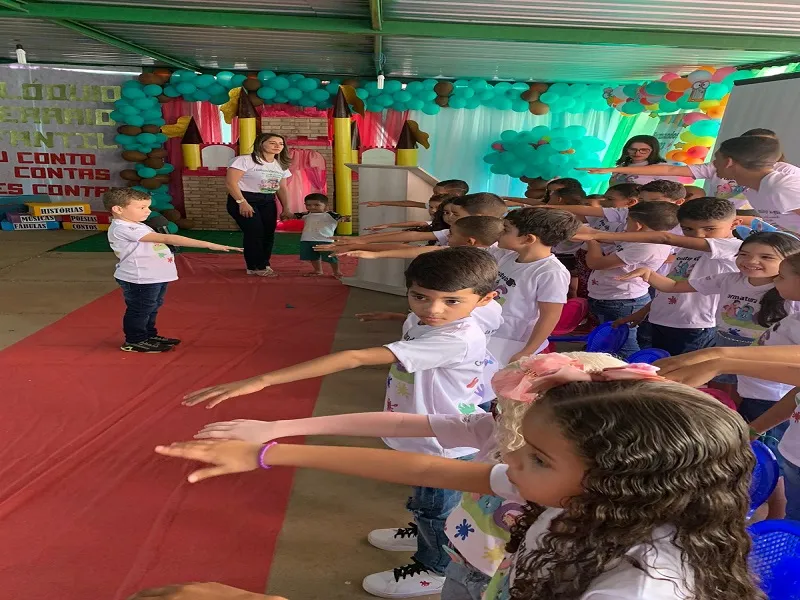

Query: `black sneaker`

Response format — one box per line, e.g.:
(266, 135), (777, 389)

(120, 339), (174, 353)
(149, 335), (181, 346)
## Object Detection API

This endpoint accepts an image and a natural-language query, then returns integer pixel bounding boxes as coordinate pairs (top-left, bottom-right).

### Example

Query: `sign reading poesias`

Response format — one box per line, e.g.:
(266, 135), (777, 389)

(0, 65), (129, 206)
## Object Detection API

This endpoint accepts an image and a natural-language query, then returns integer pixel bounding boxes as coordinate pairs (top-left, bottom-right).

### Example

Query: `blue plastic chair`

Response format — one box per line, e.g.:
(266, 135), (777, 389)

(627, 348), (670, 364)
(749, 519), (800, 599)
(749, 440), (781, 518)
(549, 322), (630, 355)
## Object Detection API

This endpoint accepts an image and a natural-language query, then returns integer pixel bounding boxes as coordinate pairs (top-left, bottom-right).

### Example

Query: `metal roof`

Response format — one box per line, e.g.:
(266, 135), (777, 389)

(41, 0), (366, 17)
(384, 0), (800, 36)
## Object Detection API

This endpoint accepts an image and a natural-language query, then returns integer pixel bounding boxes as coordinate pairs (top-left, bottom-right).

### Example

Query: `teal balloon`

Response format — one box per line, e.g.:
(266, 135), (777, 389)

(483, 152), (503, 165)
(582, 137), (606, 153)
(230, 74), (247, 87)
(384, 80), (403, 93)
(193, 89), (210, 101)
(568, 99), (586, 113)
(122, 87), (146, 100)
(144, 108), (163, 120)
(676, 95), (697, 109)
(174, 70), (196, 81)
(194, 74), (215, 89)
(422, 79), (438, 89)
(500, 130), (519, 142)
(257, 86), (278, 100)
(490, 163), (509, 175)
(143, 84), (163, 97)
(134, 97), (158, 110)
(115, 134), (134, 145)
(210, 94), (229, 105)
(493, 97), (513, 110)
(163, 85), (181, 98)
(309, 88), (329, 102)
(273, 94), (288, 104)
(645, 81), (669, 96)
(449, 96), (467, 109)
(406, 81), (423, 93)
(123, 80), (143, 89)
(622, 84), (640, 98)
(469, 79), (488, 90)
(137, 167), (157, 178)
(511, 99), (529, 112)
(297, 77), (319, 92)
(559, 97), (576, 110)
(549, 154), (570, 166)
(176, 82), (196, 95)
(166, 222), (179, 234)
(453, 79), (470, 88)
(216, 71), (235, 85)
(395, 90), (412, 102)
(392, 101), (408, 112)
(658, 100), (679, 113)
(288, 74), (305, 82)
(355, 88), (369, 100)
(119, 105), (140, 116)
(422, 103), (441, 115)
(257, 70), (277, 81)
(284, 88), (303, 101)
(422, 90), (437, 102)
(464, 97), (481, 109)
(548, 82), (570, 96)
(512, 82), (529, 92)
(325, 81), (342, 94)
(407, 98), (425, 110)
(298, 98), (316, 107)
(494, 82), (512, 93)
(206, 83), (226, 97)
(564, 125), (587, 140)
(156, 164), (175, 174)
(363, 81), (379, 94)
(704, 83), (728, 101)
(366, 100), (384, 112)
(379, 94), (395, 107)
(539, 91), (558, 104)
(126, 115), (145, 127)
(137, 132), (158, 144)
(549, 137), (571, 152)
(132, 186), (149, 193)
(152, 118), (166, 127)
(155, 133), (168, 143)
(456, 87), (475, 99)
(268, 76), (290, 90)
(690, 120), (721, 137)
(620, 101), (645, 114)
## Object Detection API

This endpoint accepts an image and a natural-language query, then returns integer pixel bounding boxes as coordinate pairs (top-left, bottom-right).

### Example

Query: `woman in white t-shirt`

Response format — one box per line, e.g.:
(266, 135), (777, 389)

(608, 135), (685, 187)
(226, 133), (294, 277)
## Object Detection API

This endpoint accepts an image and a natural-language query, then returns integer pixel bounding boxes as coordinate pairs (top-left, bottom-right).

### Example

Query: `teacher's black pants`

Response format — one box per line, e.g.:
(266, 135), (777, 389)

(227, 192), (277, 270)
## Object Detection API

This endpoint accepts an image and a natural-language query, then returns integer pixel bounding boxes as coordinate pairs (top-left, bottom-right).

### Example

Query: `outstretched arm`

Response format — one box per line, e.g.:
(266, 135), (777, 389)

(362, 200), (428, 209)
(617, 267), (695, 293)
(140, 233), (243, 252)
(365, 221), (430, 231)
(574, 229), (714, 252)
(579, 165), (694, 177)
(155, 440), (494, 494)
(182, 347), (397, 408)
(340, 246), (441, 259)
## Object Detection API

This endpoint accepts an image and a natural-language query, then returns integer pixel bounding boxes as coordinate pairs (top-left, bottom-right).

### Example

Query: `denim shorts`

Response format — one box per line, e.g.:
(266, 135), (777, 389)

(441, 560), (492, 600)
(299, 240), (338, 263)
(712, 331), (756, 384)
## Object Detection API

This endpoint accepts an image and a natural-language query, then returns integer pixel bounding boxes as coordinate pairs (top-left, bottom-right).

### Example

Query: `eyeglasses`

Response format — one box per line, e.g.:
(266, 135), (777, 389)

(628, 148), (651, 154)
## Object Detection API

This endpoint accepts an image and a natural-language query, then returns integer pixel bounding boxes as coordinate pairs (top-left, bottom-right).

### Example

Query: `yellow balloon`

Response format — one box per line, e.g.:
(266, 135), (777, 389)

(699, 99), (720, 110)
(720, 94), (730, 106)
(695, 136), (716, 147)
(680, 131), (697, 143)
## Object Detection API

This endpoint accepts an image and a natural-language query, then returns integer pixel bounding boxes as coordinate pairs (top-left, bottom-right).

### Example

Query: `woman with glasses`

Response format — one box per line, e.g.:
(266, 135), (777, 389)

(608, 135), (683, 186)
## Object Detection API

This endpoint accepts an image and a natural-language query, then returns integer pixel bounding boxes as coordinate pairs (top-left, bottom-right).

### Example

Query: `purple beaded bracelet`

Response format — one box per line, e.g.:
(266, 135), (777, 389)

(258, 441), (278, 470)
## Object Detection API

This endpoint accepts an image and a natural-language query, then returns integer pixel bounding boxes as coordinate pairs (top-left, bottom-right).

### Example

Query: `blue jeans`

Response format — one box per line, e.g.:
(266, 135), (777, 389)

(408, 473), (466, 574)
(117, 279), (169, 343)
(441, 560), (492, 600)
(738, 397), (790, 468)
(589, 294), (651, 359)
(785, 459), (800, 522)
(650, 323), (717, 357)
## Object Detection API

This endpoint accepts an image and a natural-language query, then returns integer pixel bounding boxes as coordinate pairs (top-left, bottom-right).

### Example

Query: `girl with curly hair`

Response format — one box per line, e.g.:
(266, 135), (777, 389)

(151, 352), (762, 600)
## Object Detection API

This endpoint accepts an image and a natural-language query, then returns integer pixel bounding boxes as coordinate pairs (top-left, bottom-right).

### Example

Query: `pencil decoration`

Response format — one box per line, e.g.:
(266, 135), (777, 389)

(238, 87), (257, 155)
(333, 87), (353, 234)
(395, 120), (430, 167)
(350, 121), (361, 165)
(180, 117), (203, 171)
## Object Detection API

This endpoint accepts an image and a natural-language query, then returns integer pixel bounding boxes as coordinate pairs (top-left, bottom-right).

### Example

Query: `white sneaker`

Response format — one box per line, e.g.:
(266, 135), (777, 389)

(246, 268), (277, 277)
(368, 523), (418, 551)
(362, 562), (445, 599)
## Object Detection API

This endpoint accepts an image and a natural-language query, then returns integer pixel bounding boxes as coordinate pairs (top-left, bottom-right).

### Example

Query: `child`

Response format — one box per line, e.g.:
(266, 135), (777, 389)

(585, 202), (679, 358)
(104, 188), (242, 353)
(365, 193), (449, 231)
(156, 352), (761, 600)
(638, 179), (687, 203)
(182, 247), (499, 596)
(486, 208), (581, 365)
(581, 197), (742, 356)
(622, 232), (800, 383)
(294, 193), (348, 278)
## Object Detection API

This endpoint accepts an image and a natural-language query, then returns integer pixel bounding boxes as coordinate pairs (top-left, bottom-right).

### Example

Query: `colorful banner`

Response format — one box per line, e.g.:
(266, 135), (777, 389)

(0, 65), (129, 208)
(652, 113), (685, 155)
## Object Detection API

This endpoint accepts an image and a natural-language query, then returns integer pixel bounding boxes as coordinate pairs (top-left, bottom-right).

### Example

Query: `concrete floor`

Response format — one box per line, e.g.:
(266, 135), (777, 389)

(0, 230), (427, 599)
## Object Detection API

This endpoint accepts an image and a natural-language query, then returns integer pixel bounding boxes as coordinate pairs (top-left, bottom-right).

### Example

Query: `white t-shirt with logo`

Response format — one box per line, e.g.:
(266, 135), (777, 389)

(107, 220), (178, 285)
(690, 272), (800, 343)
(588, 242), (672, 300)
(690, 162), (800, 233)
(229, 155), (291, 194)
(648, 238), (741, 329)
(486, 249), (570, 363)
(428, 414), (524, 577)
(483, 465), (691, 600)
(471, 301), (504, 403)
(704, 175), (752, 210)
(739, 313), (800, 402)
(296, 211), (340, 242)
(433, 229), (451, 246)
(382, 315), (487, 457)
(609, 161), (686, 186)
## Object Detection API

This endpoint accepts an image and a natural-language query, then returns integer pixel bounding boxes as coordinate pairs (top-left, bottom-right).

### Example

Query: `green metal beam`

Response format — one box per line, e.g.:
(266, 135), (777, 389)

(369, 0), (382, 31)
(0, 3), (799, 53)
(50, 19), (201, 71)
(0, 0), (27, 13)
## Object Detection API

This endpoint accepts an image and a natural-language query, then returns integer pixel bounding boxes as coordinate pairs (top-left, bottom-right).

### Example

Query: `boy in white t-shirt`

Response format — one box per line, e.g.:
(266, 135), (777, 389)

(486, 208), (581, 365)
(181, 247), (499, 598)
(293, 193), (349, 278)
(579, 197), (741, 355)
(585, 202), (678, 358)
(104, 189), (242, 353)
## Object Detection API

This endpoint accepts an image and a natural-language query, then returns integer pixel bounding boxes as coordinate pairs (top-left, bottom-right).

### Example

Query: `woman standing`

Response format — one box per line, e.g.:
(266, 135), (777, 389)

(227, 133), (295, 277)
(609, 135), (681, 186)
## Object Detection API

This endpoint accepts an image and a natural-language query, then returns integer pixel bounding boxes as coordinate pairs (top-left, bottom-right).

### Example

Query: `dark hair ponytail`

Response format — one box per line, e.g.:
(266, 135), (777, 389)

(741, 232), (800, 327)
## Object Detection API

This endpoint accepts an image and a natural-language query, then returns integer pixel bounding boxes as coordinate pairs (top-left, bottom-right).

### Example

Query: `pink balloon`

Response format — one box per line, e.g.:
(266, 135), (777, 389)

(660, 73), (681, 82)
(687, 146), (709, 159)
(712, 66), (737, 82)
(491, 142), (505, 152)
(682, 113), (710, 126)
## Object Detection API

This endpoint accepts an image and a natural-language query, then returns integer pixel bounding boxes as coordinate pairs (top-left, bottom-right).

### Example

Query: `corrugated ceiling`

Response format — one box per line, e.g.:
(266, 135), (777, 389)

(384, 0), (800, 36)
(41, 0), (366, 17)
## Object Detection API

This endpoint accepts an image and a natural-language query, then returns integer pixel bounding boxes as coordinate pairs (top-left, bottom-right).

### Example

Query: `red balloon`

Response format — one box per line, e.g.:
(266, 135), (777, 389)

(686, 146), (710, 159)
(491, 142), (505, 152)
(665, 91), (683, 101)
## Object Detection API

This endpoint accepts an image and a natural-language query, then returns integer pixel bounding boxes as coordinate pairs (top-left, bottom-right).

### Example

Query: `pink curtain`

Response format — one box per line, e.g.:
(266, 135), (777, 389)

(284, 148), (327, 213)
(351, 110), (409, 149)
(162, 101), (223, 214)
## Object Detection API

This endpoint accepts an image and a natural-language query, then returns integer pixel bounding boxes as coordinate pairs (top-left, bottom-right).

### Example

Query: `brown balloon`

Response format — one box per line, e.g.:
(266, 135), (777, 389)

(141, 178), (162, 190)
(520, 89), (540, 102)
(157, 95), (171, 103)
(434, 96), (450, 107)
(249, 92), (264, 107)
(141, 125), (161, 134)
(243, 78), (261, 91)
(121, 151), (148, 162)
(341, 78), (360, 88)
(153, 68), (172, 78)
(155, 174), (172, 184)
(148, 148), (168, 158)
(175, 218), (194, 230)
(144, 157), (165, 169)
(118, 125), (142, 136)
(529, 101), (550, 115)
(120, 169), (141, 181)
(434, 81), (454, 96)
(138, 73), (162, 85)
(529, 82), (550, 93)
(161, 209), (182, 222)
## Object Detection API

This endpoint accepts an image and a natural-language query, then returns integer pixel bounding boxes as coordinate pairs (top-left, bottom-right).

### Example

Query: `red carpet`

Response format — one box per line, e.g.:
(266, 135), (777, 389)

(0, 254), (354, 600)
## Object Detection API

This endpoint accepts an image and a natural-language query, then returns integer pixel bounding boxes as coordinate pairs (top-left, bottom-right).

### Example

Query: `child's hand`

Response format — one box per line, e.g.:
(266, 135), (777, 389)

(182, 376), (268, 408)
(337, 250), (377, 258)
(128, 582), (279, 600)
(313, 243), (338, 252)
(571, 226), (601, 241)
(616, 267), (652, 282)
(366, 224), (389, 231)
(155, 440), (263, 483)
(576, 167), (613, 174)
(195, 419), (278, 444)
(361, 201), (384, 208)
(652, 348), (721, 373)
(612, 313), (645, 328)
(655, 359), (720, 388)
(356, 311), (406, 322)
(206, 243), (244, 253)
